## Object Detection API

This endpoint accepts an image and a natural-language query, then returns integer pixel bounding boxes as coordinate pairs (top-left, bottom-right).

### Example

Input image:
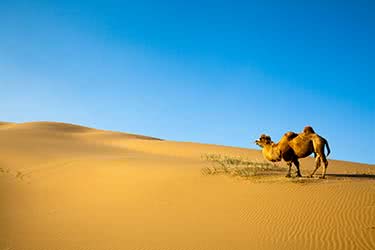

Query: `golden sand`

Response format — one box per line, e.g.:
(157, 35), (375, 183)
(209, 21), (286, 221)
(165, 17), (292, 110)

(1, 122), (374, 250)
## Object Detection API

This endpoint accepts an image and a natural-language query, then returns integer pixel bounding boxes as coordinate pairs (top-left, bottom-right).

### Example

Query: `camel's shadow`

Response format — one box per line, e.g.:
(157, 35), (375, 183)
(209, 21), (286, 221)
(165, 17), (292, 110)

(326, 173), (375, 179)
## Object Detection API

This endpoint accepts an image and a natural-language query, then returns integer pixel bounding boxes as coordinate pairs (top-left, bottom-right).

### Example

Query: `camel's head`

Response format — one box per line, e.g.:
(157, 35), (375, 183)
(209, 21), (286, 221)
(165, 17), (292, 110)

(255, 134), (273, 148)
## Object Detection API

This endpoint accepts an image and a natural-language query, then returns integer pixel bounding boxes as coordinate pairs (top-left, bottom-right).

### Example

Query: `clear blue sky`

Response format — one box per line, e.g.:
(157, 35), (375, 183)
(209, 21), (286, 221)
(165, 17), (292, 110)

(1, 1), (374, 164)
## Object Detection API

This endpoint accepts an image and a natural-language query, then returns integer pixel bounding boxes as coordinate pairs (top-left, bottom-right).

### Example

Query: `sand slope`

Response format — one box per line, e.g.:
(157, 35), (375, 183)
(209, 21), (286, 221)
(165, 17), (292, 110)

(0, 121), (374, 250)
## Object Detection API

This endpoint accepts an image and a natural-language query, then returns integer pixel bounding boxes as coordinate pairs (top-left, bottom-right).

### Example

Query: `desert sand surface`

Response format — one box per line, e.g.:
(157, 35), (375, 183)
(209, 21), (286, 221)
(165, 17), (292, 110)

(0, 121), (374, 250)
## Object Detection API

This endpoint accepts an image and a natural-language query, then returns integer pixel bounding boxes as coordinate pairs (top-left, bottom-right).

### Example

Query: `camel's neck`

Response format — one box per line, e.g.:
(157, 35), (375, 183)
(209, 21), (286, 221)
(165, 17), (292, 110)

(262, 144), (282, 162)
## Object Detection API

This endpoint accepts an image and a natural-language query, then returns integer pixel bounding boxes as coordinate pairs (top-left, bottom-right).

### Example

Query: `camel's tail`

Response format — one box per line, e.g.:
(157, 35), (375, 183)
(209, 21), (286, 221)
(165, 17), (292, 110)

(325, 139), (331, 157)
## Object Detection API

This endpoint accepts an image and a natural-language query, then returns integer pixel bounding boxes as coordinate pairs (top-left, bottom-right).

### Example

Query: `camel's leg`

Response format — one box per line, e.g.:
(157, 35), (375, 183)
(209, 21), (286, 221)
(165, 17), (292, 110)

(309, 156), (321, 178)
(286, 162), (292, 178)
(320, 156), (328, 179)
(293, 159), (302, 177)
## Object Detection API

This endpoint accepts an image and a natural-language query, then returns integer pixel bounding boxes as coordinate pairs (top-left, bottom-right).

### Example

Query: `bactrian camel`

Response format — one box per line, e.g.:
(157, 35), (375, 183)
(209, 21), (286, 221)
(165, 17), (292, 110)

(255, 126), (330, 178)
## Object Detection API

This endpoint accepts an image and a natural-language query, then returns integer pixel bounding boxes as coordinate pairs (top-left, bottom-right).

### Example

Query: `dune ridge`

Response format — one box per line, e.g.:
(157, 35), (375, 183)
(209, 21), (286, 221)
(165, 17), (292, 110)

(0, 121), (374, 250)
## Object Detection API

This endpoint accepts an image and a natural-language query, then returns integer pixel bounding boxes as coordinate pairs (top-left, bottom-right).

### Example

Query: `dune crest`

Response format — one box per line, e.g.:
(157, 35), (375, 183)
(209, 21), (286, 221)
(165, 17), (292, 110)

(0, 121), (161, 139)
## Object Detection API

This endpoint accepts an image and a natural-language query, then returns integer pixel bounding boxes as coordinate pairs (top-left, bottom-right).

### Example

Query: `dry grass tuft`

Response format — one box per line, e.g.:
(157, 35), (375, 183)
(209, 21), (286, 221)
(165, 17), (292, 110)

(201, 154), (286, 178)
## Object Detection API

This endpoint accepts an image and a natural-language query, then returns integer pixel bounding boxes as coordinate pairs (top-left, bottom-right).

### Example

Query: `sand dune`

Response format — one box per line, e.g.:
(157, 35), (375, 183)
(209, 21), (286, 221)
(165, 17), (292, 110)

(0, 121), (374, 250)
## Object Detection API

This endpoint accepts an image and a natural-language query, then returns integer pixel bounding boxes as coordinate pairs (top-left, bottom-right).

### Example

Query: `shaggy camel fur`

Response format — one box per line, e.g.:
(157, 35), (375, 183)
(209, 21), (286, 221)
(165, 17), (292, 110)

(255, 126), (330, 178)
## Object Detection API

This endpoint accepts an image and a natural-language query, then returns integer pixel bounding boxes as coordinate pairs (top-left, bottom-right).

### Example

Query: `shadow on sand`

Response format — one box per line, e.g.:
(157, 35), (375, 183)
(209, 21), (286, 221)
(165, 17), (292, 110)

(326, 173), (375, 179)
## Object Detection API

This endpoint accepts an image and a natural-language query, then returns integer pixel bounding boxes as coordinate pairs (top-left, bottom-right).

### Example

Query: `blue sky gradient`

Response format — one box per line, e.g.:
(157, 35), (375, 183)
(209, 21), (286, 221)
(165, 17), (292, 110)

(1, 1), (374, 163)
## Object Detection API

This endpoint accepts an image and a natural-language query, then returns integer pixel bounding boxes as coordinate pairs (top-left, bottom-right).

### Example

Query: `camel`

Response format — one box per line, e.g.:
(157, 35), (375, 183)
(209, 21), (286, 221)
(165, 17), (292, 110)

(255, 126), (330, 178)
